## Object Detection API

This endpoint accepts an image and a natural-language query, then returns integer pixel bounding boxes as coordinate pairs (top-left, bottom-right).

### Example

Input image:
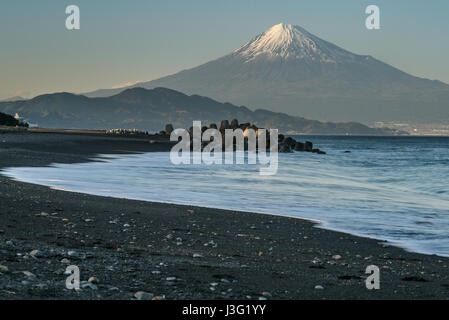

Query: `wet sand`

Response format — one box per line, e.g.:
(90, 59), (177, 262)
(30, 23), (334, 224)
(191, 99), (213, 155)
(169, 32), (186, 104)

(0, 130), (448, 300)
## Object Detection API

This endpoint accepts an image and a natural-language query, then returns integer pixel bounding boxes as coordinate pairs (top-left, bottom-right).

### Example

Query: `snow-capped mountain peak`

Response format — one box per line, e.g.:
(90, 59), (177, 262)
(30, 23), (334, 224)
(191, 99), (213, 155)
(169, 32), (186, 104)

(233, 23), (357, 63)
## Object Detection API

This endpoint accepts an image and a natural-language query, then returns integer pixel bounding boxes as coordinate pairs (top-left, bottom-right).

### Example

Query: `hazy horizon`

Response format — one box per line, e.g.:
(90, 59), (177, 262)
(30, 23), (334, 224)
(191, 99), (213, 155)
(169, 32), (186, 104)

(1, 0), (449, 100)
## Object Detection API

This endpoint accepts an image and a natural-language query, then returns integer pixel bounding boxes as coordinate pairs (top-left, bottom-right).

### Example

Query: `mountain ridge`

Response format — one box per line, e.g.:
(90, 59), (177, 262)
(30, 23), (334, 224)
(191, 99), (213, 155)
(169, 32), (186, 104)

(0, 87), (404, 135)
(0, 96), (26, 102)
(84, 23), (449, 125)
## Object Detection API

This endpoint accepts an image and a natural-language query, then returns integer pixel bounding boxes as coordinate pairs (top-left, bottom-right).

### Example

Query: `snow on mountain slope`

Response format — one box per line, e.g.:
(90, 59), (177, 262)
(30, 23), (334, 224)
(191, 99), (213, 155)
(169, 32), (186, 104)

(233, 23), (357, 63)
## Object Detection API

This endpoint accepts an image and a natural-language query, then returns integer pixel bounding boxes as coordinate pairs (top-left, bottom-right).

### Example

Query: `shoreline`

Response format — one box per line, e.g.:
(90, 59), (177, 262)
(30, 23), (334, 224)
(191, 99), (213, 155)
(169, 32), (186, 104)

(1, 130), (448, 299)
(3, 150), (445, 260)
(7, 173), (447, 259)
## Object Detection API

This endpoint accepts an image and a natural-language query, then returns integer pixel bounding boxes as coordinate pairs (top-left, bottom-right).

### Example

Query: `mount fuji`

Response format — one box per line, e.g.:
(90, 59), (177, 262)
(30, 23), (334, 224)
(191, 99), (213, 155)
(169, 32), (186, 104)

(86, 23), (449, 124)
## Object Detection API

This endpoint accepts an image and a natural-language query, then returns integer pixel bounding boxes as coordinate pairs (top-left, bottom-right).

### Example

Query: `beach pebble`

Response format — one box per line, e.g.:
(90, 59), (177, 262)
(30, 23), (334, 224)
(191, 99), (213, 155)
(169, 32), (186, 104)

(88, 277), (100, 284)
(258, 297), (268, 300)
(332, 255), (342, 260)
(134, 291), (154, 300)
(204, 240), (217, 247)
(152, 295), (165, 301)
(35, 283), (49, 290)
(81, 281), (98, 290)
(314, 285), (324, 290)
(30, 249), (44, 258)
(22, 271), (36, 279)
(67, 250), (79, 258)
(0, 265), (9, 273)
(262, 291), (272, 298)
(60, 258), (70, 264)
(107, 286), (120, 292)
(123, 224), (130, 228)
(166, 277), (177, 281)
(193, 253), (203, 258)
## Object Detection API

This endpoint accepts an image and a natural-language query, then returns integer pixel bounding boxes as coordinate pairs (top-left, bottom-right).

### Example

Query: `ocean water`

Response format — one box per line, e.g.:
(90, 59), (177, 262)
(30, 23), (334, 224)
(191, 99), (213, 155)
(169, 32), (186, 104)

(2, 136), (449, 257)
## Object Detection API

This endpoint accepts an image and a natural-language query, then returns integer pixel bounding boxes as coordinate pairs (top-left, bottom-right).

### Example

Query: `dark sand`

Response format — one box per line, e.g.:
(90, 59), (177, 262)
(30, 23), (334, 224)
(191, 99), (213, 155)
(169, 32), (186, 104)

(0, 130), (448, 300)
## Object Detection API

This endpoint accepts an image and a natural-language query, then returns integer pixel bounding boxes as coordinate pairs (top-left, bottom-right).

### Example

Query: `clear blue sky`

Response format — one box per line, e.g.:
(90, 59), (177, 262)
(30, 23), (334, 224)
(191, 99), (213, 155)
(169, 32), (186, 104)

(1, 0), (448, 99)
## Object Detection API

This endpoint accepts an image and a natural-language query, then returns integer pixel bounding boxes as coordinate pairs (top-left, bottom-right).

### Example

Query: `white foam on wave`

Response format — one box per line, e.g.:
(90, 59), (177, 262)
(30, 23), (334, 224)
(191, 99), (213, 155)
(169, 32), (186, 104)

(2, 147), (449, 257)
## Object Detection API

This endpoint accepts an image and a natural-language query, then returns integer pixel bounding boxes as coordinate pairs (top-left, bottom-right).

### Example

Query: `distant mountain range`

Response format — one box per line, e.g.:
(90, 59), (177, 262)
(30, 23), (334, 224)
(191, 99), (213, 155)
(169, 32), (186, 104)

(0, 96), (26, 102)
(86, 23), (449, 125)
(0, 87), (403, 135)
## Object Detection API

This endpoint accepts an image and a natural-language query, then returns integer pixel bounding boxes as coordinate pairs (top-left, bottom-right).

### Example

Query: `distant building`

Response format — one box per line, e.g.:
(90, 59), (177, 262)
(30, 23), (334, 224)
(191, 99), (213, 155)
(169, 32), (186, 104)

(14, 113), (37, 128)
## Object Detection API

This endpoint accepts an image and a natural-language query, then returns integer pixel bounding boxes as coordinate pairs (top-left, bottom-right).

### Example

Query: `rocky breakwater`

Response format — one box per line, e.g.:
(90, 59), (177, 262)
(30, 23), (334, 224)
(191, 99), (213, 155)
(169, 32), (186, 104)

(278, 134), (326, 154)
(162, 119), (326, 154)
